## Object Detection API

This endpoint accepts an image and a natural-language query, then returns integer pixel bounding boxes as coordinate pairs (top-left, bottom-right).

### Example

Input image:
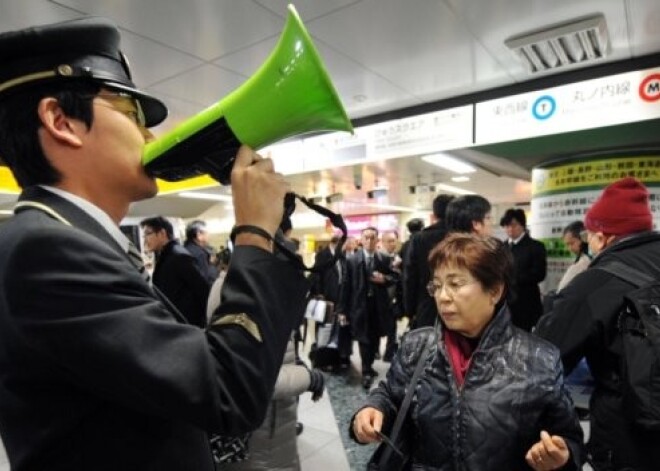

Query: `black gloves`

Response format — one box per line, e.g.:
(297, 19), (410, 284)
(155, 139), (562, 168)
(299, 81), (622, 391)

(308, 368), (325, 401)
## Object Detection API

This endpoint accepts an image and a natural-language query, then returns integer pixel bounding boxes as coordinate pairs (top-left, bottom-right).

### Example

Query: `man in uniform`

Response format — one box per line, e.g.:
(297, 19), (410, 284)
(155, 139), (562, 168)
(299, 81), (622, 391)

(0, 17), (308, 470)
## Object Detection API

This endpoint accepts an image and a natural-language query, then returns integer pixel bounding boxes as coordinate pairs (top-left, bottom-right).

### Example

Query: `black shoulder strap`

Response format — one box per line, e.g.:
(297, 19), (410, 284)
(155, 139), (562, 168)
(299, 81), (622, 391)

(594, 259), (656, 288)
(274, 193), (347, 273)
(384, 333), (434, 454)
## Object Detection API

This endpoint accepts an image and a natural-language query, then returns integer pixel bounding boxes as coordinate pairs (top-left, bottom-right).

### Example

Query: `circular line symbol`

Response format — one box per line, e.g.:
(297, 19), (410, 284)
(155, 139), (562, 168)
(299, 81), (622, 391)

(639, 74), (660, 102)
(532, 95), (556, 120)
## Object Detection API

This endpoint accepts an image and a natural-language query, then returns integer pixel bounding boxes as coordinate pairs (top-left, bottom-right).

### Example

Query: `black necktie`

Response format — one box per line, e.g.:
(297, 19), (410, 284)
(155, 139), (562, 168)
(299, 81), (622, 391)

(366, 255), (374, 273)
(127, 241), (151, 284)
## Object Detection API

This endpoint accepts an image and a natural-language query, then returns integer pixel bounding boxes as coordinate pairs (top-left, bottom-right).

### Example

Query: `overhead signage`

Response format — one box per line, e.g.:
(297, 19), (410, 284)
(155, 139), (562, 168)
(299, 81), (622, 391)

(475, 68), (660, 145)
(366, 105), (474, 160)
(298, 105), (474, 172)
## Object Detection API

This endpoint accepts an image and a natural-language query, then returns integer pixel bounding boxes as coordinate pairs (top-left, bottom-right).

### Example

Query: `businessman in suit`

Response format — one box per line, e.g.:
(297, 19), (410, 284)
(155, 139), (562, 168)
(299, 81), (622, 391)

(141, 216), (211, 328)
(310, 234), (351, 369)
(0, 18), (309, 471)
(337, 227), (398, 389)
(500, 208), (547, 332)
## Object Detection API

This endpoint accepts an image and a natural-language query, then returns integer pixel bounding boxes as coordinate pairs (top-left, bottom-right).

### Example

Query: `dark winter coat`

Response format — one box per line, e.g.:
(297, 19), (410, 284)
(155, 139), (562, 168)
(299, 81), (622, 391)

(507, 233), (547, 331)
(355, 306), (583, 470)
(152, 240), (210, 328)
(403, 221), (448, 328)
(536, 231), (660, 470)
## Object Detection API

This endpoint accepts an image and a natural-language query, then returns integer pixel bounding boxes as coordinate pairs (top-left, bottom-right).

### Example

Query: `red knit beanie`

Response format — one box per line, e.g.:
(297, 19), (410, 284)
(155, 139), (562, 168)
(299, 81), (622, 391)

(584, 177), (653, 235)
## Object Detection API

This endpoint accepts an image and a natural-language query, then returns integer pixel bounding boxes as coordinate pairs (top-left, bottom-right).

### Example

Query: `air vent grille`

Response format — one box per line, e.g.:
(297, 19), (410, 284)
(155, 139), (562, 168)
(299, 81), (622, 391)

(505, 14), (610, 74)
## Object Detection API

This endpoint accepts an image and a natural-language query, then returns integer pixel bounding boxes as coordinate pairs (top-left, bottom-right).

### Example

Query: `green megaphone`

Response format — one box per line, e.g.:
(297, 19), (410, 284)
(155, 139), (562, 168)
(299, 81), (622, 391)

(142, 4), (353, 185)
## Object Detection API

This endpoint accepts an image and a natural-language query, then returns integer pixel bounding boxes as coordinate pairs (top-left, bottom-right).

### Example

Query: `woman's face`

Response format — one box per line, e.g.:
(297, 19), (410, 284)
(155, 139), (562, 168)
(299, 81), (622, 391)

(431, 264), (502, 338)
(562, 232), (582, 256)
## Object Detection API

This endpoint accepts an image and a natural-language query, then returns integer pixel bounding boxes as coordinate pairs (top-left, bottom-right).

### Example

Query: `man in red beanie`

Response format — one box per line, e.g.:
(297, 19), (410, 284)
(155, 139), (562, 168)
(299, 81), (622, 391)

(536, 176), (659, 471)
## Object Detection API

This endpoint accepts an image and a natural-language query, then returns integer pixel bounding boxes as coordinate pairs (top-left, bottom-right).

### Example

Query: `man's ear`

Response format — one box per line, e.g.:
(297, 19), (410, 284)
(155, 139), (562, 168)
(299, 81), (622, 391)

(37, 97), (84, 148)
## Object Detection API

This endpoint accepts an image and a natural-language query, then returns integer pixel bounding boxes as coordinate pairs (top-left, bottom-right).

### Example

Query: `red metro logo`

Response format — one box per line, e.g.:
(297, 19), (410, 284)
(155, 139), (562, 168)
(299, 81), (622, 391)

(639, 73), (660, 102)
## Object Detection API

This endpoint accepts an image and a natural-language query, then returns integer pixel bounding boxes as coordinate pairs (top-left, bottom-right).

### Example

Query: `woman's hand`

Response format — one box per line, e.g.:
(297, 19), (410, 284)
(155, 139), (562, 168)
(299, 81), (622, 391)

(352, 407), (384, 444)
(525, 431), (569, 470)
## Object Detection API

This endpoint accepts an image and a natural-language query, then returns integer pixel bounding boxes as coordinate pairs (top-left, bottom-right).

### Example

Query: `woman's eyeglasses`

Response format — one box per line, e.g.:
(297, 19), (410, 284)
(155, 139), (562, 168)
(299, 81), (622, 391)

(426, 277), (476, 297)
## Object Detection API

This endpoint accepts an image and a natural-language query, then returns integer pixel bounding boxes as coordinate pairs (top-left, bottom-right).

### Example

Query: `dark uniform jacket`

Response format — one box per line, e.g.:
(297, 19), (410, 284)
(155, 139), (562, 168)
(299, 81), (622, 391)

(0, 187), (309, 471)
(153, 240), (210, 328)
(337, 250), (397, 343)
(355, 307), (583, 470)
(403, 221), (447, 328)
(536, 231), (660, 470)
(507, 232), (547, 331)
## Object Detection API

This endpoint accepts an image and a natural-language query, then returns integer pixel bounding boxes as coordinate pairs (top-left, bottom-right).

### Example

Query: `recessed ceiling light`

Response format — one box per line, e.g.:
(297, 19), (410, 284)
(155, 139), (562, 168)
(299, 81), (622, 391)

(422, 153), (476, 174)
(178, 192), (233, 202)
(433, 183), (475, 195)
(451, 176), (470, 183)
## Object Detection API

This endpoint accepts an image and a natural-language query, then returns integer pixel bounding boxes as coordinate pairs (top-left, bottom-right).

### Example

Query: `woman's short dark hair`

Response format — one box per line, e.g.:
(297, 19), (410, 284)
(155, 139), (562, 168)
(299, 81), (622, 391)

(0, 81), (101, 188)
(563, 220), (585, 239)
(428, 232), (513, 294)
(445, 195), (491, 233)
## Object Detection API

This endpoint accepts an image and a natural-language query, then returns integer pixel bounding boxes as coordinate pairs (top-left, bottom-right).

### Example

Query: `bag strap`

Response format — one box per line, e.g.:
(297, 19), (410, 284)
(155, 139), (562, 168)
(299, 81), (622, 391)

(594, 259), (655, 288)
(383, 333), (434, 457)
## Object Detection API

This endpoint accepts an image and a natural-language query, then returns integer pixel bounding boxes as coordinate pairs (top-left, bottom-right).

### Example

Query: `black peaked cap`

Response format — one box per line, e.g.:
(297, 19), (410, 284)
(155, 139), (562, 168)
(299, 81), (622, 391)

(0, 17), (167, 127)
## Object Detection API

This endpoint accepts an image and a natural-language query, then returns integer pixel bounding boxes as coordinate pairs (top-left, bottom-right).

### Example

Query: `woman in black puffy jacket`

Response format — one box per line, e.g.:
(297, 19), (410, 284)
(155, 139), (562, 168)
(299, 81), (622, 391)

(351, 233), (583, 470)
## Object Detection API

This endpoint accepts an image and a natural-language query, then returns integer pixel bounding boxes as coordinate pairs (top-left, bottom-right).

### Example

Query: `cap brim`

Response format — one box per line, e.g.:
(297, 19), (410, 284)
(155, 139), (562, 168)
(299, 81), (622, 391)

(104, 82), (168, 128)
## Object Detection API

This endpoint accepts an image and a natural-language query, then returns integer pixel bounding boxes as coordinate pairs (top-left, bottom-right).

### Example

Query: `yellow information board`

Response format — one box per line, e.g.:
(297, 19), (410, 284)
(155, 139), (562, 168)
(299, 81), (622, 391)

(0, 167), (20, 194)
(532, 156), (660, 197)
(0, 166), (220, 196)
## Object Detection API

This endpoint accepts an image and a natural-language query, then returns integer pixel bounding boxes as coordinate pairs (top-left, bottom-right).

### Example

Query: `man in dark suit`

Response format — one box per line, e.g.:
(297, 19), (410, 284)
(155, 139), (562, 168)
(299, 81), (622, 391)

(141, 216), (211, 328)
(184, 219), (216, 283)
(500, 208), (547, 331)
(399, 217), (424, 272)
(310, 234), (350, 369)
(403, 194), (454, 328)
(0, 18), (308, 471)
(337, 227), (398, 389)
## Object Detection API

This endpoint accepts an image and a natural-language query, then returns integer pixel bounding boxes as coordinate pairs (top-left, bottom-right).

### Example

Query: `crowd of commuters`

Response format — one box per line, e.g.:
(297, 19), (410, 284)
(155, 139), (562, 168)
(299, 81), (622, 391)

(0, 14), (657, 471)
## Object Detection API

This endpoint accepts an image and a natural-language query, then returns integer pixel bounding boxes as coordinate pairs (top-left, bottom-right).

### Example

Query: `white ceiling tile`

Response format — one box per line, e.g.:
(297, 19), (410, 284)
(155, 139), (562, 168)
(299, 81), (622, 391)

(149, 64), (247, 109)
(0, 0), (80, 30)
(304, 0), (510, 102)
(213, 36), (279, 77)
(626, 0), (660, 56)
(117, 30), (204, 88)
(445, 0), (634, 81)
(146, 93), (209, 134)
(214, 35), (422, 119)
(254, 0), (362, 20)
(53, 0), (283, 59)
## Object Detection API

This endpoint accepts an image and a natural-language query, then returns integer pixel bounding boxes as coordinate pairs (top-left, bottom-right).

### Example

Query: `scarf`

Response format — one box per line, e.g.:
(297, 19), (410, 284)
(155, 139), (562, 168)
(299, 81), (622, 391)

(443, 329), (479, 387)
